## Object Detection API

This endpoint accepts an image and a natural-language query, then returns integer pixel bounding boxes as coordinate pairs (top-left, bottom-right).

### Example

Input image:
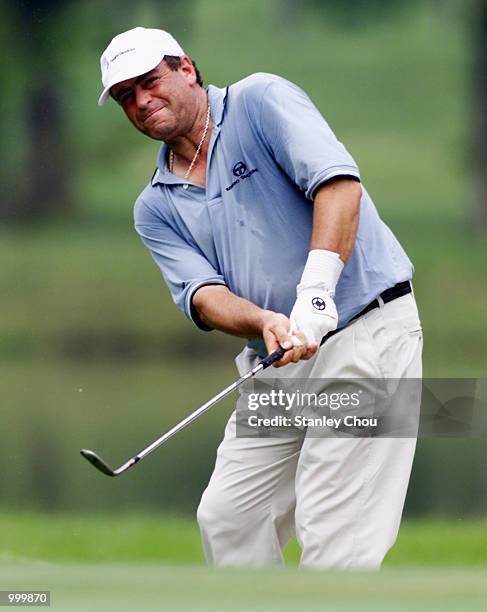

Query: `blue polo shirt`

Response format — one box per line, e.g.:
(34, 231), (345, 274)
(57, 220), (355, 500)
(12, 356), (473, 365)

(134, 73), (413, 355)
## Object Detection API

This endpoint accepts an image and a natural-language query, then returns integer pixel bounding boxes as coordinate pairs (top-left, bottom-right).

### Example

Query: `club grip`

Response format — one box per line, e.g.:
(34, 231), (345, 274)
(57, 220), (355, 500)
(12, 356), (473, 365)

(259, 346), (286, 370)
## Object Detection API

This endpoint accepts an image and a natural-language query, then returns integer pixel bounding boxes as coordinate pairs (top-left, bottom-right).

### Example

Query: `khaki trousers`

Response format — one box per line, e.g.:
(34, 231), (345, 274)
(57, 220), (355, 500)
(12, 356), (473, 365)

(197, 292), (423, 569)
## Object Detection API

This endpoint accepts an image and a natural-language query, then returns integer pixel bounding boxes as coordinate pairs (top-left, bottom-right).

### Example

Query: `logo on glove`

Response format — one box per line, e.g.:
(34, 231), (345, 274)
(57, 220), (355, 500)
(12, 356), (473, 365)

(311, 297), (326, 311)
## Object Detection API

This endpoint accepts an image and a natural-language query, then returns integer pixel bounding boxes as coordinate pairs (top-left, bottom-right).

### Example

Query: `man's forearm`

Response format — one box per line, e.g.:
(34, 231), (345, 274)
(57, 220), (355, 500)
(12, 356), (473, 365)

(193, 285), (313, 366)
(287, 178), (361, 348)
(310, 178), (361, 261)
(192, 285), (270, 338)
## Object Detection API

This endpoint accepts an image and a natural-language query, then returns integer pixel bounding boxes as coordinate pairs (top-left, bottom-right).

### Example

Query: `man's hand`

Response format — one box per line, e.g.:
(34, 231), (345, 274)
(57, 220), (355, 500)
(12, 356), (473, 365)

(289, 283), (338, 346)
(260, 311), (317, 368)
(192, 285), (317, 367)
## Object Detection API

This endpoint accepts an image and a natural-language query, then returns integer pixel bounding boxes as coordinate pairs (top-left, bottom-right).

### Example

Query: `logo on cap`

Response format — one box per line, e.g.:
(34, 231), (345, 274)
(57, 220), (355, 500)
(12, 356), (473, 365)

(110, 48), (136, 63)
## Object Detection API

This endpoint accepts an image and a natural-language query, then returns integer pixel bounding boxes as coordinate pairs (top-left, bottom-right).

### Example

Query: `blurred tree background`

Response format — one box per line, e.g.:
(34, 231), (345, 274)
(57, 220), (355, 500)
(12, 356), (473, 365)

(0, 0), (486, 517)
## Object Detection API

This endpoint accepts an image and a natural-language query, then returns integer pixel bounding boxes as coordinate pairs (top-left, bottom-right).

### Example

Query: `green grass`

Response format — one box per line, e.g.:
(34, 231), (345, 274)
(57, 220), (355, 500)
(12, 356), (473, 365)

(2, 515), (487, 610)
(2, 563), (487, 611)
(2, 514), (487, 567)
(2, 515), (487, 611)
(0, 514), (205, 565)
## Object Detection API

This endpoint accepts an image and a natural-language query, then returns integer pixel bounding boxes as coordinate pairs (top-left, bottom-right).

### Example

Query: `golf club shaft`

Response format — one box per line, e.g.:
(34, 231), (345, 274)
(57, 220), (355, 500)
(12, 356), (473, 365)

(81, 345), (287, 476)
(138, 364), (260, 459)
(134, 346), (288, 461)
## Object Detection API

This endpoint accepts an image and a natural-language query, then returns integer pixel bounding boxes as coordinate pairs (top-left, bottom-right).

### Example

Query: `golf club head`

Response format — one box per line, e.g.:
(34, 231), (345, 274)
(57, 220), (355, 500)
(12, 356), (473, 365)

(80, 449), (116, 477)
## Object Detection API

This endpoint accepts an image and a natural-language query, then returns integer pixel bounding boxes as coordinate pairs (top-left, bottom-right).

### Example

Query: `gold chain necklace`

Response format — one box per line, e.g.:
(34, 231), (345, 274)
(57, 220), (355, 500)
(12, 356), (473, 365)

(169, 104), (211, 181)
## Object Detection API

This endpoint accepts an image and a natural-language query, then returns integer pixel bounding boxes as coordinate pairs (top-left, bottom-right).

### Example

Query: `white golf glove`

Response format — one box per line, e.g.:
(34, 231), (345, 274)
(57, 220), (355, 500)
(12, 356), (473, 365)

(290, 284), (338, 345)
(289, 250), (343, 346)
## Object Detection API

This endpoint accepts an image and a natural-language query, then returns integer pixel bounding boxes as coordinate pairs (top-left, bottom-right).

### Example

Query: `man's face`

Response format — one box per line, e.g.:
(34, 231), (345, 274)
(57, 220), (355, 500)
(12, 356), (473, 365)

(110, 56), (199, 141)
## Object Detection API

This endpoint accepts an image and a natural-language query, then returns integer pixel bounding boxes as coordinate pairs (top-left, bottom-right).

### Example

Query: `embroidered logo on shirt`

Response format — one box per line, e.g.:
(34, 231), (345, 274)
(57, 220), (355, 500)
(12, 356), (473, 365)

(233, 161), (247, 177)
(226, 160), (259, 191)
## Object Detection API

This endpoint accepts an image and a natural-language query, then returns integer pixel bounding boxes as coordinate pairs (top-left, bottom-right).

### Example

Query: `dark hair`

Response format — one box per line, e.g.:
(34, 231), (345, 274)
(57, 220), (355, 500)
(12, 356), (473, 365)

(164, 55), (203, 87)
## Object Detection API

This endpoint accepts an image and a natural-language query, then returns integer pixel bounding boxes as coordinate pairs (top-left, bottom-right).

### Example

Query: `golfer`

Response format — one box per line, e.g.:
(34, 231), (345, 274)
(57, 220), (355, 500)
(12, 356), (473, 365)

(98, 27), (423, 569)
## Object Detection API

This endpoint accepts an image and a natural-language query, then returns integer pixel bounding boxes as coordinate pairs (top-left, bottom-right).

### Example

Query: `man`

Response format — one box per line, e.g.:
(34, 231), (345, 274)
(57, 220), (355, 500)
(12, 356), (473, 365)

(98, 27), (423, 569)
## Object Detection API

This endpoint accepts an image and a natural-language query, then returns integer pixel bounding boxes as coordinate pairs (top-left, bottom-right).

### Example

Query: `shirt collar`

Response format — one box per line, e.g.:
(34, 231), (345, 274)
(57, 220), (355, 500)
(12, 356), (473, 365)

(208, 83), (229, 128)
(151, 84), (228, 187)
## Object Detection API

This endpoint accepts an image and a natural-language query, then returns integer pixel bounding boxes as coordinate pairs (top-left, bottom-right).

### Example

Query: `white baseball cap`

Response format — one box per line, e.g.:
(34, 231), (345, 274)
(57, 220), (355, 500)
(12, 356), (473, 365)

(98, 27), (184, 106)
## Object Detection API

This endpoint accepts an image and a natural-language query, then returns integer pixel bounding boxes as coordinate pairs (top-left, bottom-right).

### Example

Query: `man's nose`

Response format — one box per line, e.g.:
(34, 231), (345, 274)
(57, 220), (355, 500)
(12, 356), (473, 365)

(135, 86), (152, 110)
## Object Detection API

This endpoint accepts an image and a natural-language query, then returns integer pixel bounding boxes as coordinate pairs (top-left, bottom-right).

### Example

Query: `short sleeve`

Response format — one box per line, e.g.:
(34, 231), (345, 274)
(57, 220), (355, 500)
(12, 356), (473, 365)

(134, 197), (226, 331)
(259, 78), (360, 199)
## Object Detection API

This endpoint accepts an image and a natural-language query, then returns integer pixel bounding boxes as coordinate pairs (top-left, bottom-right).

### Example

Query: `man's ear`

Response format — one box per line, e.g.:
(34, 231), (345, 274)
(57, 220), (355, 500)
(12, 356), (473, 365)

(180, 55), (197, 84)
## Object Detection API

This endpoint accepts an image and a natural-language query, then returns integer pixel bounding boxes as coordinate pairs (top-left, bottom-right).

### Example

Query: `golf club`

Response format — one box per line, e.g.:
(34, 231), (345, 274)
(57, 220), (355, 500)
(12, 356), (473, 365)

(80, 344), (291, 477)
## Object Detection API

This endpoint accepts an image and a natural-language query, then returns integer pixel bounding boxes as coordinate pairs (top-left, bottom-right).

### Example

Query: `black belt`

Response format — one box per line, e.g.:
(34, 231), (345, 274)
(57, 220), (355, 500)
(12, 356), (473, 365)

(320, 280), (412, 346)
